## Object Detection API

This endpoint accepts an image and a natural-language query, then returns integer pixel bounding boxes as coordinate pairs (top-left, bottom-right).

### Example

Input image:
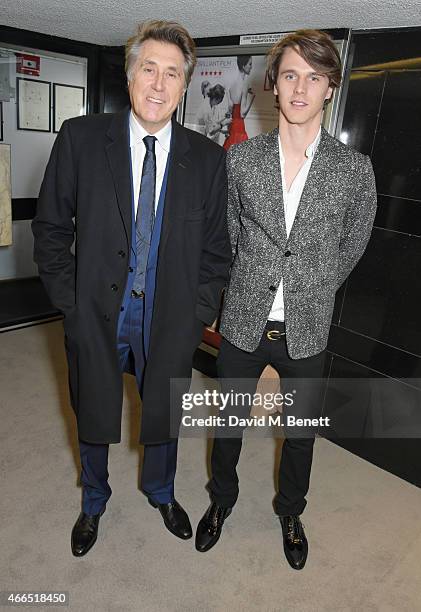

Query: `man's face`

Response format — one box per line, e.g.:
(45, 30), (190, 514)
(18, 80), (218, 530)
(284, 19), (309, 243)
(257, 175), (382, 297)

(274, 46), (333, 127)
(128, 39), (186, 133)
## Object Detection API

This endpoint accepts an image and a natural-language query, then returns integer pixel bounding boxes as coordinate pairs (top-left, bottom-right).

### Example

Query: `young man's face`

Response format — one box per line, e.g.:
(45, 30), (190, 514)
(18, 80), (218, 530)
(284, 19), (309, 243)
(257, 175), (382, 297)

(274, 46), (333, 127)
(128, 39), (186, 133)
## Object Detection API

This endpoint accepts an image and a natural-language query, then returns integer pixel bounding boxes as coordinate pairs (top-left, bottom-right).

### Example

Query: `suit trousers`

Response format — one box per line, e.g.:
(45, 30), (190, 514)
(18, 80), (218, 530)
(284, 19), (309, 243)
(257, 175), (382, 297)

(79, 293), (178, 515)
(209, 322), (326, 516)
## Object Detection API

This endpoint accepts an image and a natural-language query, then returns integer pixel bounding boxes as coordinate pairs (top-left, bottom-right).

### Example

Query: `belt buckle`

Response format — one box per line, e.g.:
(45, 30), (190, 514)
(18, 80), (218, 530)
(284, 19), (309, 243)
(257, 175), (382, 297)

(266, 329), (284, 341)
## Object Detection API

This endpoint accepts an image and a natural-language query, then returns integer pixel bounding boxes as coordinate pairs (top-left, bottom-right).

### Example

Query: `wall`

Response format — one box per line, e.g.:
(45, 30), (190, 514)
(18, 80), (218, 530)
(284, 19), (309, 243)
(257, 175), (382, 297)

(98, 47), (129, 114)
(0, 26), (98, 283)
(325, 27), (421, 486)
(0, 46), (87, 279)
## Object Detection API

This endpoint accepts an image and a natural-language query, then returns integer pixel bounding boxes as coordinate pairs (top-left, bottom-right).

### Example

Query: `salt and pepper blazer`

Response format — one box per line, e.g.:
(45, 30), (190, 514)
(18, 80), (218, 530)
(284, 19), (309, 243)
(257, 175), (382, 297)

(220, 127), (377, 358)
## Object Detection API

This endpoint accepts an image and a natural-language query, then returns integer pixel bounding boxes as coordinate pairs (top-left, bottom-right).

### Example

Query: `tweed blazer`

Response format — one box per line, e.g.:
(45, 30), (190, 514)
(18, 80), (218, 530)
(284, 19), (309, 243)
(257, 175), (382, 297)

(219, 127), (377, 359)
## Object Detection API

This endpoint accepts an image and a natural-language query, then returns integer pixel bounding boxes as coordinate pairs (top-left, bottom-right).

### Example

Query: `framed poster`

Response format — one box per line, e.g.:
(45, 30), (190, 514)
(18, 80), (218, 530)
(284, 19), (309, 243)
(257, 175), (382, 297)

(0, 49), (14, 102)
(183, 54), (278, 149)
(181, 37), (349, 149)
(53, 83), (85, 132)
(0, 143), (12, 246)
(17, 77), (51, 132)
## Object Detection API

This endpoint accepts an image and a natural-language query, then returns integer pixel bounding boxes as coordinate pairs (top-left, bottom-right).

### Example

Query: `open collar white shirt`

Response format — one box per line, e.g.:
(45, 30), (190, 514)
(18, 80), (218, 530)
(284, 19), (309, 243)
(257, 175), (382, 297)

(129, 110), (172, 216)
(268, 127), (321, 322)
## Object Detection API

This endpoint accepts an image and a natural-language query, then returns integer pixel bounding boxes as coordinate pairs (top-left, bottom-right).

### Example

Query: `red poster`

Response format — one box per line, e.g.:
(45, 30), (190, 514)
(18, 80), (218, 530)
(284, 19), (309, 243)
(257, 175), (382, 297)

(16, 53), (40, 76)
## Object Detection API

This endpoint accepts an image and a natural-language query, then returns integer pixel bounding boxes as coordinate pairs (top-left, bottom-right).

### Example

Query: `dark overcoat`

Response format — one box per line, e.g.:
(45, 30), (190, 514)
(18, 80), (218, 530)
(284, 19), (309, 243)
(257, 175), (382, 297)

(32, 109), (231, 444)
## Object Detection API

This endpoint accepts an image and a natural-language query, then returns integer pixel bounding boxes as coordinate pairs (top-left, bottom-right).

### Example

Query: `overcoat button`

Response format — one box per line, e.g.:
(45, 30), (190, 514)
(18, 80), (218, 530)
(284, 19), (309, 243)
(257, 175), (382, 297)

(269, 285), (277, 291)
(111, 284), (118, 291)
(118, 250), (126, 257)
(104, 314), (110, 321)
(284, 250), (292, 257)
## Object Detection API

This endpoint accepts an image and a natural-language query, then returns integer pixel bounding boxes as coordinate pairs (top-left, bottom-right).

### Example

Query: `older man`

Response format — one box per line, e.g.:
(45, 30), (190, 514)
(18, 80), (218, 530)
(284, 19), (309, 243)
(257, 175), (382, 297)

(32, 20), (230, 556)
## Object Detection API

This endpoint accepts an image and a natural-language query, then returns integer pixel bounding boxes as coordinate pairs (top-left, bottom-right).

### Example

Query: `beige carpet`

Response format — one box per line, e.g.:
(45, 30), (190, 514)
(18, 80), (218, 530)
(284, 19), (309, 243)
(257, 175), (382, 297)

(1, 322), (421, 612)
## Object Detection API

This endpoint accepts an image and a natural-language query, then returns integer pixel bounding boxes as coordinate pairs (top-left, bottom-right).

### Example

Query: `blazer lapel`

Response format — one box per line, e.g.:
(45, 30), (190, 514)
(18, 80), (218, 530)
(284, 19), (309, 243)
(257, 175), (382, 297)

(262, 128), (288, 247)
(287, 128), (332, 244)
(105, 109), (132, 246)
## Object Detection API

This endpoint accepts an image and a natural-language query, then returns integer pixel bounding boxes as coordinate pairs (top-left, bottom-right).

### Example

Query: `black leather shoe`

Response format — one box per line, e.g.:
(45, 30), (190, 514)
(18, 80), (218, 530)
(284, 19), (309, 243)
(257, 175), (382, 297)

(71, 509), (105, 557)
(149, 499), (192, 539)
(279, 514), (308, 570)
(195, 502), (232, 552)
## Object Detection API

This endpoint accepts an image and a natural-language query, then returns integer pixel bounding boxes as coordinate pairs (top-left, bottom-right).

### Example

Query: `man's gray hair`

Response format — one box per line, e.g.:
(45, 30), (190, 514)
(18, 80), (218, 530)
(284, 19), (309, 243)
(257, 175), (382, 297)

(125, 20), (197, 87)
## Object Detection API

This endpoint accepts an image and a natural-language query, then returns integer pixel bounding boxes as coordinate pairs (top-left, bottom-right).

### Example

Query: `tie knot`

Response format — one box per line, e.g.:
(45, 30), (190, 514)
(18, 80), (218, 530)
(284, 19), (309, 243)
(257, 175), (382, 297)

(143, 135), (156, 152)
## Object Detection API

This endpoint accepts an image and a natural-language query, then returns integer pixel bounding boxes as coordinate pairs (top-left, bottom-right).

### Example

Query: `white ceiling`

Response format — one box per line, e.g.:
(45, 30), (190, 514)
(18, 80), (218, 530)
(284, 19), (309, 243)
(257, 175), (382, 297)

(1, 0), (421, 46)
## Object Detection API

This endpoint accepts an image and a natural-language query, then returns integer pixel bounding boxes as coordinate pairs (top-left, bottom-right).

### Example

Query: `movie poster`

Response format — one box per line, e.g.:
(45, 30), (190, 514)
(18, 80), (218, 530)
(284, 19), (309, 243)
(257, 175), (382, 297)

(183, 55), (278, 150)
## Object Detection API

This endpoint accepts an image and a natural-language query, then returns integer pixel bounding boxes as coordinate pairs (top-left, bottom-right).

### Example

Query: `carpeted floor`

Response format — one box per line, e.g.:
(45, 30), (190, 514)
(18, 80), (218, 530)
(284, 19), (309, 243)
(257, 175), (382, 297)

(1, 322), (421, 611)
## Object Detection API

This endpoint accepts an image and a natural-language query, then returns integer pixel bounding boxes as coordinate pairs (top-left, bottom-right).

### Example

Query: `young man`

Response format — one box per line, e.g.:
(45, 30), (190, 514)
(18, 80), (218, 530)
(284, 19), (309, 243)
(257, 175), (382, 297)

(195, 30), (377, 569)
(32, 20), (231, 557)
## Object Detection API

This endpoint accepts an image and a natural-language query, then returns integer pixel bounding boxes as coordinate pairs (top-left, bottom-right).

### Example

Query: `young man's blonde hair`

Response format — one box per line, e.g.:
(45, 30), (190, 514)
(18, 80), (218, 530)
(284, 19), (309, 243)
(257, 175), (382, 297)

(125, 20), (197, 87)
(267, 29), (342, 94)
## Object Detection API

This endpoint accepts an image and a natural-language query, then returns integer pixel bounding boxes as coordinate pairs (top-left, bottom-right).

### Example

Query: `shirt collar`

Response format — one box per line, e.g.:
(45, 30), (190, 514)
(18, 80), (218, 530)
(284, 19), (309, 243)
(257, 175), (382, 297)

(278, 126), (321, 163)
(129, 110), (172, 153)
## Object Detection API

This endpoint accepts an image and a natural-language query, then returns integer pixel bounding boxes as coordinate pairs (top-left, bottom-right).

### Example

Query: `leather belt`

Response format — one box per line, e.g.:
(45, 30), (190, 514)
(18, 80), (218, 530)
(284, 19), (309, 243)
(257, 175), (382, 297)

(131, 289), (145, 298)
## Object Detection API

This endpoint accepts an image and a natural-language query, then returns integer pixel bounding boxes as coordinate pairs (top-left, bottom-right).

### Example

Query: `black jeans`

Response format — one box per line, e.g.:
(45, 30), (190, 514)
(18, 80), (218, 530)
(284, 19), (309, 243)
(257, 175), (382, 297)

(209, 322), (327, 516)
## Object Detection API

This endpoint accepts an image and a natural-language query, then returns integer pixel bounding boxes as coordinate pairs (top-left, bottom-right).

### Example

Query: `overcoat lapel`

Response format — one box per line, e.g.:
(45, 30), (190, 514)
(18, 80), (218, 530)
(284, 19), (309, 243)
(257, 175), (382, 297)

(159, 118), (191, 256)
(105, 109), (132, 248)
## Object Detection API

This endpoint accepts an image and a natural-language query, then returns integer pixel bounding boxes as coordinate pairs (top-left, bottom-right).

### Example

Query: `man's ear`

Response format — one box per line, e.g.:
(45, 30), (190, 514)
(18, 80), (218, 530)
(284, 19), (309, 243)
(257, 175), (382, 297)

(325, 86), (333, 101)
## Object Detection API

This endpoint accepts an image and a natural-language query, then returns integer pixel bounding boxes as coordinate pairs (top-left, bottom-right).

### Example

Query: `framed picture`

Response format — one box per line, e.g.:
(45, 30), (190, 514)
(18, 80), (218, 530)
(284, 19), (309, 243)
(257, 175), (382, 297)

(183, 54), (277, 149)
(0, 102), (3, 141)
(0, 143), (12, 246)
(53, 83), (85, 132)
(180, 36), (350, 150)
(17, 77), (51, 132)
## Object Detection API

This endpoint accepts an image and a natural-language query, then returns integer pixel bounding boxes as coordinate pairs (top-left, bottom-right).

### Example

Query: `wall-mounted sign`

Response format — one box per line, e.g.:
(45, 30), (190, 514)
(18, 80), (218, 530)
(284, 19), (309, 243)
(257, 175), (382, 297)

(16, 53), (40, 77)
(239, 33), (289, 46)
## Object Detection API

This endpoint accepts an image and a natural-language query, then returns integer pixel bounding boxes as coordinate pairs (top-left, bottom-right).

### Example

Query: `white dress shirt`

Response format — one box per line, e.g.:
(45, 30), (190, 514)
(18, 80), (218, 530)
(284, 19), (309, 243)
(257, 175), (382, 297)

(129, 110), (172, 216)
(268, 127), (321, 321)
